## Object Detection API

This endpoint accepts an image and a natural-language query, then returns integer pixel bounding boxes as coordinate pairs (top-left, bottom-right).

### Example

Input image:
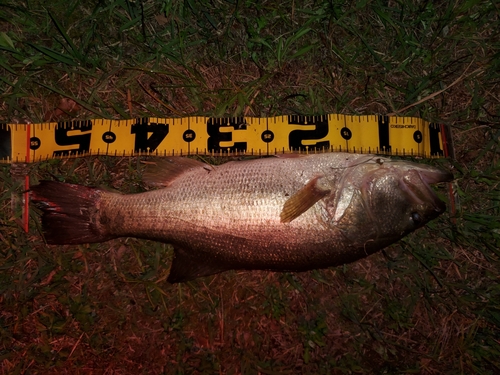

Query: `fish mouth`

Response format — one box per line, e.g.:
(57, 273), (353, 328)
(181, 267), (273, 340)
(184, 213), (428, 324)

(400, 165), (453, 214)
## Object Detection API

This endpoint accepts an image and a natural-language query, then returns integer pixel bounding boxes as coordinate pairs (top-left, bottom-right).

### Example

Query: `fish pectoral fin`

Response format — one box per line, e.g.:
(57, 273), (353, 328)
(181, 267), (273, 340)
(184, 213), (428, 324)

(280, 176), (330, 223)
(167, 246), (229, 283)
(142, 157), (209, 187)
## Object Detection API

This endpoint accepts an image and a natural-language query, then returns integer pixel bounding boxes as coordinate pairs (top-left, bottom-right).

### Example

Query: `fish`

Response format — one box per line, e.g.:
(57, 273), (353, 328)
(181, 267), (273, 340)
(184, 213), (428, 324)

(30, 153), (453, 283)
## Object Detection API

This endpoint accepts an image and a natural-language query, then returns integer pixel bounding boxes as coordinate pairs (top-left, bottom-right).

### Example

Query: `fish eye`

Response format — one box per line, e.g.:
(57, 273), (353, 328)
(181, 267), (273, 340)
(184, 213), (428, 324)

(411, 212), (422, 225)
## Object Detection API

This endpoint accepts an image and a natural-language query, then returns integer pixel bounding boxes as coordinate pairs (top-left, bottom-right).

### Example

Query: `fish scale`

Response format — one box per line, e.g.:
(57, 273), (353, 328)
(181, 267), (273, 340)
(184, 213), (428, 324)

(31, 153), (453, 283)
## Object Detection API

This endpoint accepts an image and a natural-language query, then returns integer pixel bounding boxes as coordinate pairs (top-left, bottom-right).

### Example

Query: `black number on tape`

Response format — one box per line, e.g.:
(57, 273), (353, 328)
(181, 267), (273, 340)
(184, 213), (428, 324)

(378, 115), (391, 152)
(53, 121), (92, 156)
(429, 123), (443, 156)
(0, 125), (11, 160)
(131, 119), (169, 152)
(207, 118), (247, 153)
(288, 115), (330, 151)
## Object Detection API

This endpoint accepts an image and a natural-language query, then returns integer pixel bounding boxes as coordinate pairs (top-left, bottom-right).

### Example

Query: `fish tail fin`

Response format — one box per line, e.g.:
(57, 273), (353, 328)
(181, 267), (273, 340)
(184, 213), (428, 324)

(30, 180), (115, 245)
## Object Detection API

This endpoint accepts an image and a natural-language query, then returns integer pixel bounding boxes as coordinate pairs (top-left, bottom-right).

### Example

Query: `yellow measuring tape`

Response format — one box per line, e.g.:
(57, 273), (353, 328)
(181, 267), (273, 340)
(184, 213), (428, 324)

(0, 114), (453, 163)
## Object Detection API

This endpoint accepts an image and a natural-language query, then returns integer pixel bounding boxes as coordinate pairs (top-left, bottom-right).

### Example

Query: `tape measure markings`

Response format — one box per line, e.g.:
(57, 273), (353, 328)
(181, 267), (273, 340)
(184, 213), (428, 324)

(0, 114), (450, 163)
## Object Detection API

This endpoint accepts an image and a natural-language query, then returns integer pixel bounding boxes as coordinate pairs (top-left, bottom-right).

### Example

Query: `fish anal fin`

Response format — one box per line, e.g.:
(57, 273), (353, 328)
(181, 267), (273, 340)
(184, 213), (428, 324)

(142, 157), (208, 187)
(167, 246), (228, 283)
(280, 176), (330, 223)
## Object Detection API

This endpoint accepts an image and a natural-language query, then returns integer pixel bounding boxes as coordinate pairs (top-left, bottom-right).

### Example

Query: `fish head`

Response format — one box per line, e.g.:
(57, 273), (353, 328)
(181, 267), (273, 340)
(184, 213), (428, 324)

(332, 159), (453, 246)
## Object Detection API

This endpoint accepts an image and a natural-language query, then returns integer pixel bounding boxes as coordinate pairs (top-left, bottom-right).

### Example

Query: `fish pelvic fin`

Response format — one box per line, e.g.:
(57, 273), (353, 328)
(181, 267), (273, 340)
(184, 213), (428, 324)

(31, 181), (115, 245)
(280, 175), (331, 223)
(142, 157), (209, 188)
(167, 246), (229, 283)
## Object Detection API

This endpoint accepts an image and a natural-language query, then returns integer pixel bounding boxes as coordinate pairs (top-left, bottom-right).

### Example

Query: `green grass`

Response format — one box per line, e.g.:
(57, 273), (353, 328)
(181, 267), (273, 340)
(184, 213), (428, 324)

(1, 0), (499, 373)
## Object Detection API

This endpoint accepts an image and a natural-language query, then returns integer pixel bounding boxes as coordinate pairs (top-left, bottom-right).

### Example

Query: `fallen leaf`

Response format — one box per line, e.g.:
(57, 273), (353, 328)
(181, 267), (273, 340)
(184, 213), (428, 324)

(44, 98), (81, 121)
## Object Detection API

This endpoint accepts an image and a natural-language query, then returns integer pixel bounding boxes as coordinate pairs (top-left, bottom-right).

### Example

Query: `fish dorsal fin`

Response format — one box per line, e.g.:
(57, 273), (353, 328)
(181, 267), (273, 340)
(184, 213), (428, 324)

(280, 176), (331, 223)
(142, 157), (209, 187)
(167, 246), (229, 283)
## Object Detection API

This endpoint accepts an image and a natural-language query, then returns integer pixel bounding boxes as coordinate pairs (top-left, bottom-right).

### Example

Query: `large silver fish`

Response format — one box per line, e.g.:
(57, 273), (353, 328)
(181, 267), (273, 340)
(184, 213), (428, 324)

(31, 153), (453, 283)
